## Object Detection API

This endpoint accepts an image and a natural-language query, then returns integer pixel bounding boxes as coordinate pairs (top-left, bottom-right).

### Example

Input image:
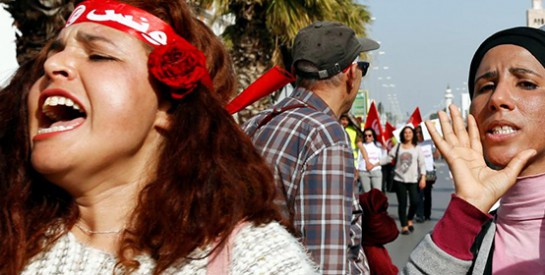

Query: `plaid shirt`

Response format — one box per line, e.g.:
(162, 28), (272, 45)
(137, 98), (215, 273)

(243, 88), (369, 275)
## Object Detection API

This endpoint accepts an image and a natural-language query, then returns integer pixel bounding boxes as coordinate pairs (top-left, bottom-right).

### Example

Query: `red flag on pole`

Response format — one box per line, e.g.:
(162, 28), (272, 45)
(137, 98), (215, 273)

(383, 122), (396, 151)
(363, 101), (385, 147)
(406, 107), (423, 128)
(225, 66), (295, 115)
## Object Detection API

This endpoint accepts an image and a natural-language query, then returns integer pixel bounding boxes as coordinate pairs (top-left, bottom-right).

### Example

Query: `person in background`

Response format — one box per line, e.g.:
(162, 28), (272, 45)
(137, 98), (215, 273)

(389, 125), (426, 235)
(415, 125), (437, 222)
(357, 128), (386, 192)
(243, 21), (379, 274)
(341, 113), (363, 191)
(0, 0), (318, 273)
(406, 26), (545, 274)
(340, 113), (360, 166)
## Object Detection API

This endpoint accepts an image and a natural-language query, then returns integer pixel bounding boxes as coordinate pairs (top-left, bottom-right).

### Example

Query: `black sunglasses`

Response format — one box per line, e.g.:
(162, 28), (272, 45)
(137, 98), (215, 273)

(356, 61), (370, 77)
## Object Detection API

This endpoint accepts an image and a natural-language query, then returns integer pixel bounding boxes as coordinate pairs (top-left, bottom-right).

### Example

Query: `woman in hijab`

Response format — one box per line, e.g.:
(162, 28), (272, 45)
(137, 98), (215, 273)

(405, 26), (545, 274)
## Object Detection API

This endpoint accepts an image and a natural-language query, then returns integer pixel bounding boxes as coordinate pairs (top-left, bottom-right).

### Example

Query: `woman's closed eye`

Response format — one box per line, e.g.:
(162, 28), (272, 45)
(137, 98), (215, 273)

(89, 54), (117, 62)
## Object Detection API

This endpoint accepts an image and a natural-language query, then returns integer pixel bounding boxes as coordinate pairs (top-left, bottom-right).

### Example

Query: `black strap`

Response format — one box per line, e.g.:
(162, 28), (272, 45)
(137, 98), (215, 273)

(295, 63), (343, 79)
(394, 144), (400, 163)
(255, 104), (307, 130)
(468, 215), (495, 274)
(248, 103), (315, 137)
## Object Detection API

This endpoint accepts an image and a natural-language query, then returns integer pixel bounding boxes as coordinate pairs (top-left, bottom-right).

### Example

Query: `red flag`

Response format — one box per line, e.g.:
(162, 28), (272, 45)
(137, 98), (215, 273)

(225, 66), (295, 114)
(406, 107), (422, 128)
(384, 122), (396, 151)
(363, 101), (385, 147)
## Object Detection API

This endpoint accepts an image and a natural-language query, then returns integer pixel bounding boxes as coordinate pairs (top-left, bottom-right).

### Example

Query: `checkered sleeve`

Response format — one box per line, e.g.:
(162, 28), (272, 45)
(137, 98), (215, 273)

(297, 144), (356, 275)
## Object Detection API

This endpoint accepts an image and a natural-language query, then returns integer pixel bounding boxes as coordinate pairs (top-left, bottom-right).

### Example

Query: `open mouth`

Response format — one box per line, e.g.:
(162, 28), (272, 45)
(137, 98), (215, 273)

(38, 95), (87, 135)
(487, 125), (517, 135)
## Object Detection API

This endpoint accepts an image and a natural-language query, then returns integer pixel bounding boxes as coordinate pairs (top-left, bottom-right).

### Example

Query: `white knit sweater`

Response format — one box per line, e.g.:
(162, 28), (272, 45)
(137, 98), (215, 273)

(21, 221), (319, 274)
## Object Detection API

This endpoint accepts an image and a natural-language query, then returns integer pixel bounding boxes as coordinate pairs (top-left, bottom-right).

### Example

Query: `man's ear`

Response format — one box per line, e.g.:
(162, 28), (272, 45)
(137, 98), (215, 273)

(346, 63), (358, 92)
(154, 99), (172, 131)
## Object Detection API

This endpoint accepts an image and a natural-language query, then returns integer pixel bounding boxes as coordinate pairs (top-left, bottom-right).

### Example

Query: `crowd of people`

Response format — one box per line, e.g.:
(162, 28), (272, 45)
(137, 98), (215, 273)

(1, 0), (545, 274)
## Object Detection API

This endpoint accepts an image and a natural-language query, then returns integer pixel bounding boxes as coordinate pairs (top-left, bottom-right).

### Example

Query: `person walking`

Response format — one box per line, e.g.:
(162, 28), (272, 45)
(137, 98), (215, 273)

(243, 21), (379, 274)
(389, 125), (426, 235)
(357, 128), (386, 192)
(415, 125), (437, 222)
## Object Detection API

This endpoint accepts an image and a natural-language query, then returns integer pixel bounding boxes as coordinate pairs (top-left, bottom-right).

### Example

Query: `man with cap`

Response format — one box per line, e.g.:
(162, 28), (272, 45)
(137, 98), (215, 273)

(243, 21), (379, 274)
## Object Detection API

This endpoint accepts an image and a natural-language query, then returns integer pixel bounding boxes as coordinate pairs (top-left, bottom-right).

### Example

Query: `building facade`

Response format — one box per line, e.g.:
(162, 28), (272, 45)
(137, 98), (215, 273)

(528, 0), (545, 28)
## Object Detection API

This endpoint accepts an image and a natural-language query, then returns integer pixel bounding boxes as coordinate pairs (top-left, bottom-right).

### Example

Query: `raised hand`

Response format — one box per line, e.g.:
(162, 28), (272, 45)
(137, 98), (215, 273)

(425, 105), (536, 213)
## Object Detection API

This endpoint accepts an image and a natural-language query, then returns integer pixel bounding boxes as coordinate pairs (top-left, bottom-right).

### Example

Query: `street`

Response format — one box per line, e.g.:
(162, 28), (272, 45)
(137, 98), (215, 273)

(384, 159), (454, 270)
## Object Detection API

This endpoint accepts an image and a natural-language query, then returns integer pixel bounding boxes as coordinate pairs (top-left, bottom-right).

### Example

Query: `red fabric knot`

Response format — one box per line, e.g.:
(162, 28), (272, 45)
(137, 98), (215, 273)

(359, 189), (399, 245)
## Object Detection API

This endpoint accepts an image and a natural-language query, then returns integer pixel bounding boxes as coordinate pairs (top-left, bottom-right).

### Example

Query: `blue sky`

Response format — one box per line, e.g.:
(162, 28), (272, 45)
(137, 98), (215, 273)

(361, 0), (529, 120)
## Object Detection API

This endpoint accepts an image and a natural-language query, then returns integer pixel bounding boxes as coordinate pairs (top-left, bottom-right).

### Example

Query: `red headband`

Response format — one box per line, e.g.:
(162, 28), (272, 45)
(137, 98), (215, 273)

(65, 0), (213, 99)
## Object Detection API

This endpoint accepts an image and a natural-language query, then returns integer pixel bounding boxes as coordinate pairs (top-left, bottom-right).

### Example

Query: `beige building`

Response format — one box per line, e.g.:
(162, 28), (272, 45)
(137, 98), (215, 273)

(528, 0), (545, 28)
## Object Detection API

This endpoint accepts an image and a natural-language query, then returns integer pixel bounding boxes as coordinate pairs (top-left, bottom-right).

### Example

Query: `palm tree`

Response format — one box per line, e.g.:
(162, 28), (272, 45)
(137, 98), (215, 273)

(189, 0), (374, 122)
(1, 0), (76, 65)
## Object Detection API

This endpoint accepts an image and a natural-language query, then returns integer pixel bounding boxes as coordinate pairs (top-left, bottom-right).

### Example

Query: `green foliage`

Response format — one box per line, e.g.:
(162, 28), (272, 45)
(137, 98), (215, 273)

(188, 0), (375, 121)
(191, 0), (373, 68)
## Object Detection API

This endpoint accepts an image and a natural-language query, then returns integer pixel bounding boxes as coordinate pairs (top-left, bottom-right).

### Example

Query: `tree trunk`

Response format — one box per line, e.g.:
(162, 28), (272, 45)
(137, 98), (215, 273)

(1, 0), (75, 64)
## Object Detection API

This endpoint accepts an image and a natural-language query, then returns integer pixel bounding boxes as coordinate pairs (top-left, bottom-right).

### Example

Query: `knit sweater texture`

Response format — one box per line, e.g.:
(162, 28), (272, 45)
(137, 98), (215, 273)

(21, 221), (319, 274)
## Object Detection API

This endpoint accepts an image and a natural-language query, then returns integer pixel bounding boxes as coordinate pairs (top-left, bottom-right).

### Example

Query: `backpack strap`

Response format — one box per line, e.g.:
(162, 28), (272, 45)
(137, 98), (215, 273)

(392, 143), (400, 165)
(468, 213), (495, 274)
(248, 103), (308, 137)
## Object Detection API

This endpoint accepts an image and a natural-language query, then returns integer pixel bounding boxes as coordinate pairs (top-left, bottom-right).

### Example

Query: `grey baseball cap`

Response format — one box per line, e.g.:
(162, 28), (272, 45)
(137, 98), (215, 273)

(292, 21), (380, 79)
